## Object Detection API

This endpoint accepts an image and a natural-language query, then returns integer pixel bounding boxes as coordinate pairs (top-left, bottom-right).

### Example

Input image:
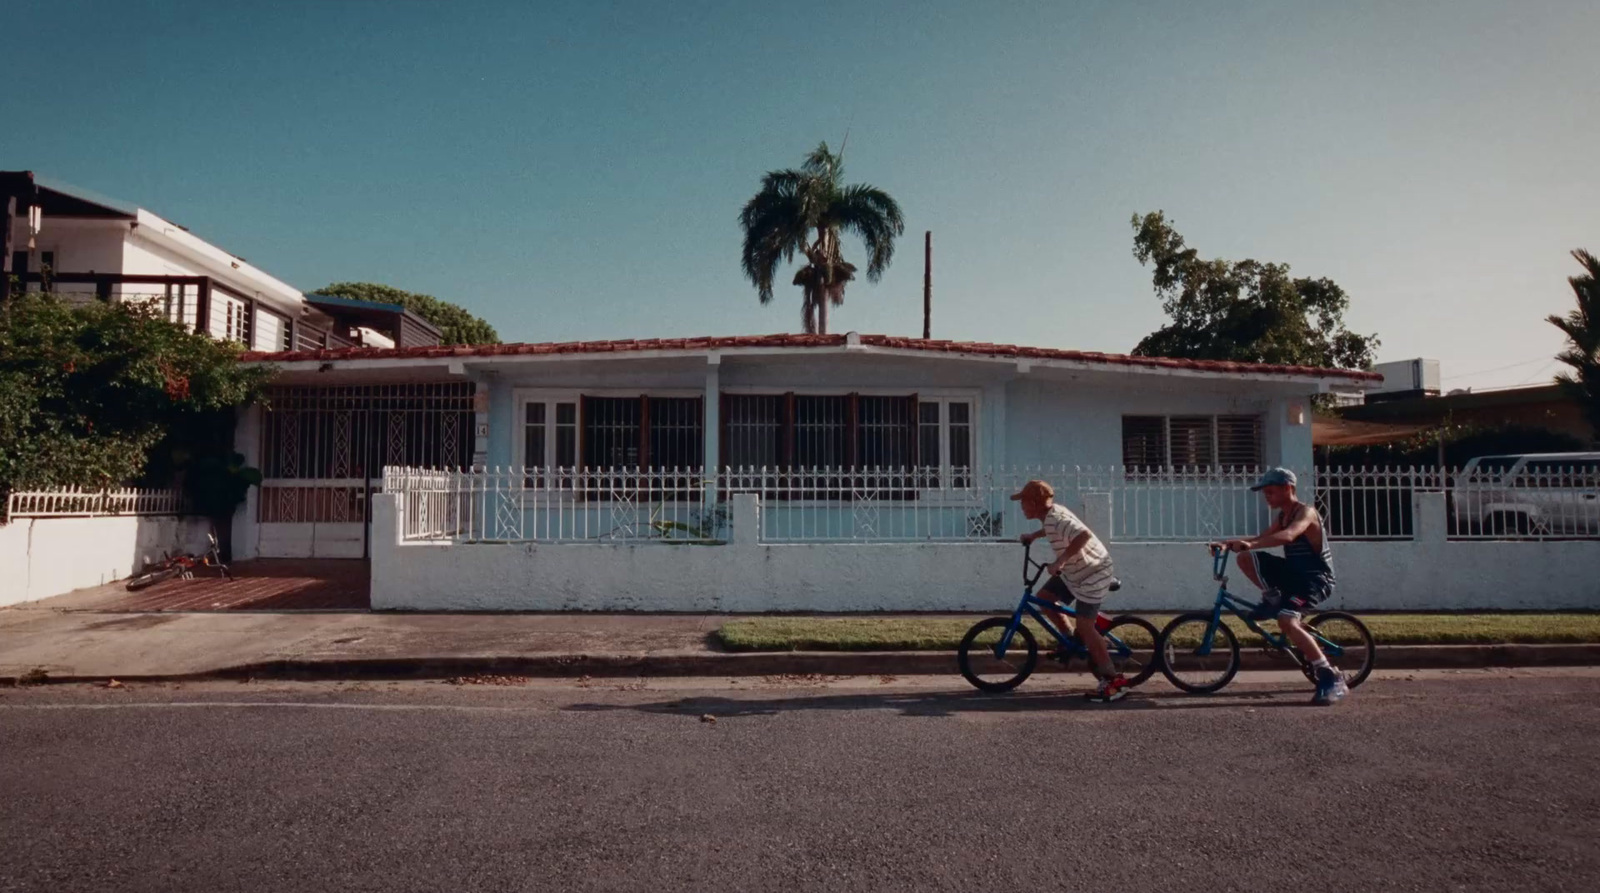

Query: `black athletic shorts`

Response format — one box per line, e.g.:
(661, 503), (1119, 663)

(1253, 553), (1334, 617)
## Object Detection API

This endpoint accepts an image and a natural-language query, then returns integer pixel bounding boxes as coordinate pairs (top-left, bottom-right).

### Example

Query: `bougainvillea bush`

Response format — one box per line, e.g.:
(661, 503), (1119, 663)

(0, 292), (272, 510)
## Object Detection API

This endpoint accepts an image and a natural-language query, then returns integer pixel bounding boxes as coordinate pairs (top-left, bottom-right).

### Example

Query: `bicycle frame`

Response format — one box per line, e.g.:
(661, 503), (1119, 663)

(990, 543), (1135, 661)
(1190, 547), (1348, 666)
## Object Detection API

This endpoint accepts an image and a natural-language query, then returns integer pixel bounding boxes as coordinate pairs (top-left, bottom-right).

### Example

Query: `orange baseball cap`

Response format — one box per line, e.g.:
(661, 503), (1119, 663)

(1009, 480), (1054, 502)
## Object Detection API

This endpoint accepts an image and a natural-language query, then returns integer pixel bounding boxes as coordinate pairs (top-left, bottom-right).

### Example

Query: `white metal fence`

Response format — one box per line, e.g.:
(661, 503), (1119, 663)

(382, 464), (1600, 546)
(720, 465), (1275, 543)
(385, 467), (723, 544)
(5, 486), (187, 519)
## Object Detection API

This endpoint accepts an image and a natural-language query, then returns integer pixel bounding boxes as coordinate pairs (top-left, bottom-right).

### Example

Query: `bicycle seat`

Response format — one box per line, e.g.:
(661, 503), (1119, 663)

(1108, 579), (1122, 592)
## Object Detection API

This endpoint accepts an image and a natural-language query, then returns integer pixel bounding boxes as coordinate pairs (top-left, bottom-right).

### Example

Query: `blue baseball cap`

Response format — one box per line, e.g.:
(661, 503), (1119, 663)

(1250, 467), (1297, 491)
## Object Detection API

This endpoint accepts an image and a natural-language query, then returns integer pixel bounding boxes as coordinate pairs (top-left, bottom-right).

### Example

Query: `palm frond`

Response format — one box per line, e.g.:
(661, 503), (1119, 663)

(802, 143), (842, 183)
(740, 179), (810, 304)
(831, 184), (905, 281)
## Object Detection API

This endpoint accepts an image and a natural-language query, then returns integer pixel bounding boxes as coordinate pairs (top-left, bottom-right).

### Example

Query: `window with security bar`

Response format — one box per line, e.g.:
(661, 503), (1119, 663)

(519, 394), (704, 498)
(1122, 414), (1263, 474)
(721, 393), (975, 498)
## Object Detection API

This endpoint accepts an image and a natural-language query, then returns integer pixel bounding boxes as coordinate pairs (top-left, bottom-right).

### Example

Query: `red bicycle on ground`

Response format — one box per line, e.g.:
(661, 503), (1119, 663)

(125, 533), (233, 591)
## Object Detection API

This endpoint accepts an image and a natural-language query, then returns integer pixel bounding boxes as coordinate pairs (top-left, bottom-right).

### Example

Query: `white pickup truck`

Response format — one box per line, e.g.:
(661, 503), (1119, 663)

(1452, 452), (1600, 536)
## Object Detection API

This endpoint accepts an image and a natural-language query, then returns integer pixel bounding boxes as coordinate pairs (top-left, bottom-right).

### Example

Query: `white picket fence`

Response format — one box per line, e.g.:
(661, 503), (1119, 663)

(5, 486), (187, 519)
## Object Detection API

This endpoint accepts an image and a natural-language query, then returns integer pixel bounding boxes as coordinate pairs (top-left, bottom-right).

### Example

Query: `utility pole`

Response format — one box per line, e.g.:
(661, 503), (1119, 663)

(922, 230), (932, 339)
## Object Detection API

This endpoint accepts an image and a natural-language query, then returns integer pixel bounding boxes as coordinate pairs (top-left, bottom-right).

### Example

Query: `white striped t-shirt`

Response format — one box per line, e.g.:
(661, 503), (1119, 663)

(1041, 503), (1115, 594)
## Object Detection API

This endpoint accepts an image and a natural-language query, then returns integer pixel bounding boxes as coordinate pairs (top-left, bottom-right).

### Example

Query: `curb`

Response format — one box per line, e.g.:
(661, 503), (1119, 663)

(6, 643), (1600, 685)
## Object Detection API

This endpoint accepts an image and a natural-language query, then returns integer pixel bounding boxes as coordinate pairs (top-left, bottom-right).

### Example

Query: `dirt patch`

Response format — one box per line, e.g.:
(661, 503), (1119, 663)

(82, 615), (180, 631)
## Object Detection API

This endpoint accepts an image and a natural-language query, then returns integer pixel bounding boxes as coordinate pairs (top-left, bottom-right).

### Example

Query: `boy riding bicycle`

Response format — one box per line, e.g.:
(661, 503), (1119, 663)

(1013, 480), (1128, 703)
(1216, 467), (1349, 706)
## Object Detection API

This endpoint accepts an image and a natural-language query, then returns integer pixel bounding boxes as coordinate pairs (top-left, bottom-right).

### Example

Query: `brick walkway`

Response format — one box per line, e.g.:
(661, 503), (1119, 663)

(69, 560), (370, 612)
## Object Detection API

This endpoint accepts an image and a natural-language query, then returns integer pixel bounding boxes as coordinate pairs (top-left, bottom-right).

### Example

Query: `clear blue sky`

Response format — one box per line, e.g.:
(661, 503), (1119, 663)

(4, 0), (1595, 390)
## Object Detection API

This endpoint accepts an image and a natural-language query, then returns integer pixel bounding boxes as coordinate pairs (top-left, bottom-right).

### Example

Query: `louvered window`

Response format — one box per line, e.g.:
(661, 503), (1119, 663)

(1122, 416), (1167, 470)
(1123, 414), (1263, 473)
(1216, 415), (1263, 469)
(1169, 417), (1215, 469)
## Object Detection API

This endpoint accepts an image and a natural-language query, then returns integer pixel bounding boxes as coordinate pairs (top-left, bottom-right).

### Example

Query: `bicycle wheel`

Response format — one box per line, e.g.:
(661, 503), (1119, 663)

(1104, 616), (1160, 687)
(1159, 612), (1241, 694)
(1304, 612), (1375, 689)
(957, 617), (1038, 693)
(125, 565), (179, 592)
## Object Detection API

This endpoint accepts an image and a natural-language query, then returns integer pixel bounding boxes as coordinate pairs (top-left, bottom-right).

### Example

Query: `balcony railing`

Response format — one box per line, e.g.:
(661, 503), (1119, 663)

(8, 272), (351, 351)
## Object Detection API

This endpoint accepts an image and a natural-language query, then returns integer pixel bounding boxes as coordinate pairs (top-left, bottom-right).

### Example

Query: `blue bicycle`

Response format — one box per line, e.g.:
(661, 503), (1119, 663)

(956, 542), (1160, 693)
(1156, 546), (1375, 694)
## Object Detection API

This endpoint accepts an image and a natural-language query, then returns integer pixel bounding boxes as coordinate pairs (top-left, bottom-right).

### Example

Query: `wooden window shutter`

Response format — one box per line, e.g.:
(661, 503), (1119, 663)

(782, 392), (795, 470)
(847, 392), (860, 469)
(636, 395), (650, 469)
(907, 394), (920, 469)
(719, 393), (730, 471)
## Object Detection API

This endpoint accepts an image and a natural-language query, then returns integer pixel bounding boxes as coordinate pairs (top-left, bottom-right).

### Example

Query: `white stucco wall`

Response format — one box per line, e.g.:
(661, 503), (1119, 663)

(370, 493), (1600, 612)
(0, 515), (216, 607)
(14, 217), (128, 276)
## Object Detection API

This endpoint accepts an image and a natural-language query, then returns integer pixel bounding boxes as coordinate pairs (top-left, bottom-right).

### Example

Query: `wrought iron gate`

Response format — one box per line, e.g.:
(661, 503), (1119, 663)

(256, 383), (476, 557)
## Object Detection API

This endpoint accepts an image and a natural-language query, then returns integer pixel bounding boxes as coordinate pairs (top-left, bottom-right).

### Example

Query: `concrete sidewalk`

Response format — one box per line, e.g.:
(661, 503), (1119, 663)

(5, 604), (1600, 683)
(0, 608), (727, 681)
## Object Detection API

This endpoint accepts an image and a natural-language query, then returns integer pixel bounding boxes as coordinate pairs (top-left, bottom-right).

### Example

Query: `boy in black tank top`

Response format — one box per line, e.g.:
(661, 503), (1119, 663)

(1216, 468), (1349, 706)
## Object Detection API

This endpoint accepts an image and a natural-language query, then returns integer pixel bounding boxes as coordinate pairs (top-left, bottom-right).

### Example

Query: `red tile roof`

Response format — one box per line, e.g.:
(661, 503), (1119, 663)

(240, 333), (1382, 382)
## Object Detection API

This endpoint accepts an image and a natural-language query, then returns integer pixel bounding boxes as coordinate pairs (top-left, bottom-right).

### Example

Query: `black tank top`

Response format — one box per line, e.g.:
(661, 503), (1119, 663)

(1281, 504), (1335, 582)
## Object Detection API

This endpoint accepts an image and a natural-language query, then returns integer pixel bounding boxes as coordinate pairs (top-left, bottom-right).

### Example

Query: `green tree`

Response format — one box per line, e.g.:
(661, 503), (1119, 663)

(0, 293), (272, 513)
(315, 282), (500, 346)
(1547, 249), (1600, 440)
(1130, 211), (1378, 369)
(740, 143), (905, 334)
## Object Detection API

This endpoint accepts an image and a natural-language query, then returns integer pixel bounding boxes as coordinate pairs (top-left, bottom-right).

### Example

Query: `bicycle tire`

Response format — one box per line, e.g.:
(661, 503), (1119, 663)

(125, 565), (180, 592)
(1303, 612), (1376, 689)
(957, 617), (1038, 693)
(1158, 612), (1241, 694)
(1104, 616), (1161, 687)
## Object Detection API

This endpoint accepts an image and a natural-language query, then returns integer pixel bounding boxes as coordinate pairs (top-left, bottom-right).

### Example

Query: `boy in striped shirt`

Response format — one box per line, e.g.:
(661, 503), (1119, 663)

(1013, 480), (1128, 703)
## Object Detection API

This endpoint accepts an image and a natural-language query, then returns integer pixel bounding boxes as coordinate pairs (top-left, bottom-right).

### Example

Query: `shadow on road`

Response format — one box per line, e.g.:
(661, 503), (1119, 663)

(566, 686), (1311, 720)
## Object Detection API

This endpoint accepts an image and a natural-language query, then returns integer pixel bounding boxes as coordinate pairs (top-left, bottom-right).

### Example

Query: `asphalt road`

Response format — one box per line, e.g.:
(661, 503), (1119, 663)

(3, 670), (1598, 892)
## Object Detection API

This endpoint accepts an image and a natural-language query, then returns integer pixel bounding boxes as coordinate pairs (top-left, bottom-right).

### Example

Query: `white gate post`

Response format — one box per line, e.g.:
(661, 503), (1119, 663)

(730, 493), (761, 546)
(1414, 490), (1447, 545)
(1080, 491), (1113, 540)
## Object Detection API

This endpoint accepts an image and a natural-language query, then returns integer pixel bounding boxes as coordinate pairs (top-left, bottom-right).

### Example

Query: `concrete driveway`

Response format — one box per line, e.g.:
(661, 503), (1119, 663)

(28, 559), (370, 612)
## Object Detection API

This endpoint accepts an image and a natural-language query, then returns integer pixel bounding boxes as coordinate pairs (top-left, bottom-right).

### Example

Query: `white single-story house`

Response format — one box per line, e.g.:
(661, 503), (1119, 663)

(231, 332), (1380, 562)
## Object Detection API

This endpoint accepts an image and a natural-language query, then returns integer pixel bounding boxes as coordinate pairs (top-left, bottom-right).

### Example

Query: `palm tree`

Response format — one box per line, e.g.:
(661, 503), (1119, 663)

(740, 143), (904, 334)
(1548, 249), (1600, 440)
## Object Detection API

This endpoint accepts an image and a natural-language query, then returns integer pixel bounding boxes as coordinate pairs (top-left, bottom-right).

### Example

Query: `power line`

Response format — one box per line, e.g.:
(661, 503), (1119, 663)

(1514, 359), (1563, 386)
(1441, 355), (1554, 381)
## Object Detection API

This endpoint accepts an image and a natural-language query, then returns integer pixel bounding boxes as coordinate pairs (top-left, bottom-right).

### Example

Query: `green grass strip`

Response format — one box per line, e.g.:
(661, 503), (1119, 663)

(716, 613), (1600, 652)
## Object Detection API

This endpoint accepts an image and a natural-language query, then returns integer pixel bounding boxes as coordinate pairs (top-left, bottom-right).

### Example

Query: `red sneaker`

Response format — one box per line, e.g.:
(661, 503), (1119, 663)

(1085, 674), (1129, 703)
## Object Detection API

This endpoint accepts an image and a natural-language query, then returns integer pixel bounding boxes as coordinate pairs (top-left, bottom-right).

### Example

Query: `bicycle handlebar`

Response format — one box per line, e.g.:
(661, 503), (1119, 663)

(1021, 539), (1049, 588)
(1210, 543), (1229, 580)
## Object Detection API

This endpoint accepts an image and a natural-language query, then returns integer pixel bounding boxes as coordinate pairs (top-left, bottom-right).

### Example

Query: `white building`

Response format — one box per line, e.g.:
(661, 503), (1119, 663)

(1, 170), (440, 352)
